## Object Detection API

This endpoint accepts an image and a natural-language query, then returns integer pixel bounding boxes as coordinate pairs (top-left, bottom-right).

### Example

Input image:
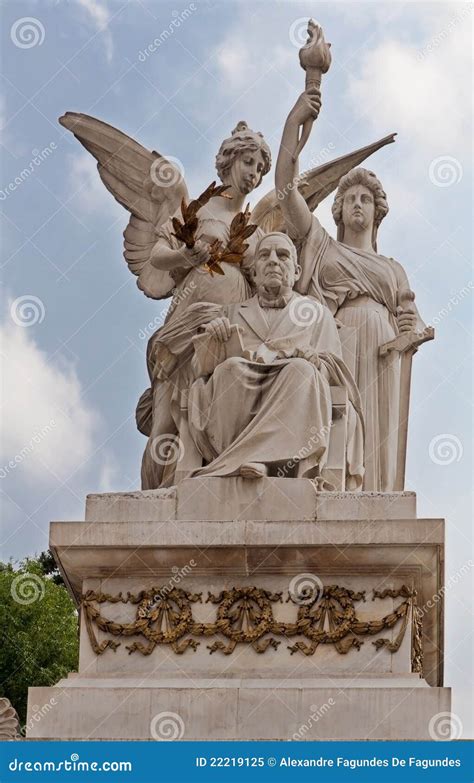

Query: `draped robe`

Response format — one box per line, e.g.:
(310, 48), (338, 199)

(158, 293), (364, 485)
(139, 215), (264, 489)
(295, 217), (422, 491)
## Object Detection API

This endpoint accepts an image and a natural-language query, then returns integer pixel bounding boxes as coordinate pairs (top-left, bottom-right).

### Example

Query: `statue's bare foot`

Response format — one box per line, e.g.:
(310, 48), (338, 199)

(239, 462), (268, 479)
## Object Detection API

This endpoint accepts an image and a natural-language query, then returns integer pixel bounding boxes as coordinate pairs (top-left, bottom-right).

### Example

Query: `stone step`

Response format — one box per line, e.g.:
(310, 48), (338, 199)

(27, 682), (450, 741)
(85, 478), (417, 523)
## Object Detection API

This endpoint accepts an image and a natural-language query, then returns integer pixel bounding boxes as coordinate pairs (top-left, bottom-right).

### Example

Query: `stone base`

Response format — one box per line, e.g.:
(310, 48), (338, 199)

(27, 676), (450, 741)
(27, 480), (449, 741)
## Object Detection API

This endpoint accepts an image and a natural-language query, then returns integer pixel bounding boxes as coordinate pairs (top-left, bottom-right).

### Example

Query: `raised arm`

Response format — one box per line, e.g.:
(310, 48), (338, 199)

(275, 89), (322, 240)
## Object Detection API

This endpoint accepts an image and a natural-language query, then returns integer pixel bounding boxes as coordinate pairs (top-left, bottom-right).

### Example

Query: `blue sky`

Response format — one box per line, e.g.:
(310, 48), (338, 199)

(1, 0), (472, 734)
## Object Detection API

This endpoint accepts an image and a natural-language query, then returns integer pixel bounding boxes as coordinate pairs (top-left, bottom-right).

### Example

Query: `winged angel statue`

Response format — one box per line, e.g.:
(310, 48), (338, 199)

(59, 111), (394, 489)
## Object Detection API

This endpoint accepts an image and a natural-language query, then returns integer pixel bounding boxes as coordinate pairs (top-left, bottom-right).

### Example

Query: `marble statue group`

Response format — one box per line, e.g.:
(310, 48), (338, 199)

(59, 21), (433, 495)
(25, 19), (447, 744)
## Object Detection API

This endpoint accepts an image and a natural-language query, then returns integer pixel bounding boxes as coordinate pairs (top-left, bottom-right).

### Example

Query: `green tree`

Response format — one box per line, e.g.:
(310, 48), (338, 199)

(0, 553), (79, 727)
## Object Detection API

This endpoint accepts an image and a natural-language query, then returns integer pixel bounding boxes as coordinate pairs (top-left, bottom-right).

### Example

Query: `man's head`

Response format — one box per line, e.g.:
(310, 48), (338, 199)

(253, 232), (301, 294)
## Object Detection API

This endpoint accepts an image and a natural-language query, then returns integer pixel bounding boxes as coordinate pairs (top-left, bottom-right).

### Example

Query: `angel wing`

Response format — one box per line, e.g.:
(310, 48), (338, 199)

(251, 133), (396, 233)
(59, 112), (189, 299)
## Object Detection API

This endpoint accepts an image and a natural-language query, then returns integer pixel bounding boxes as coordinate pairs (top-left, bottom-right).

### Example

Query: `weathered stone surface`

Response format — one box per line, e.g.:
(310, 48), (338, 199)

(30, 484), (447, 740)
(27, 679), (450, 740)
(83, 481), (416, 523)
(49, 506), (444, 689)
(85, 488), (176, 523)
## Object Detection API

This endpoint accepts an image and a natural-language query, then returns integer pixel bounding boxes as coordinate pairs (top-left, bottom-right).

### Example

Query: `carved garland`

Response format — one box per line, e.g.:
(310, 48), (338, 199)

(81, 585), (422, 671)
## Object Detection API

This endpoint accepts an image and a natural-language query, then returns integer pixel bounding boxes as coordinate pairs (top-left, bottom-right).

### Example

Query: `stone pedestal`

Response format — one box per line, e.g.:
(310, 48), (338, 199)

(26, 479), (450, 740)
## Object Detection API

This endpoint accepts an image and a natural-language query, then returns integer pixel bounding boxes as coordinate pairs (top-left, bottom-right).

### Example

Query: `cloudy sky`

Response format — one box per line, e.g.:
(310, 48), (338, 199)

(1, 0), (472, 734)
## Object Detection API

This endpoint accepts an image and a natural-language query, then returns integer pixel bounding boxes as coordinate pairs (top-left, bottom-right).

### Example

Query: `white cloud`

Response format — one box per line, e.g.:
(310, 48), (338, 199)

(213, 31), (293, 92)
(0, 318), (99, 485)
(345, 6), (472, 157)
(214, 42), (249, 90)
(77, 0), (114, 63)
(67, 151), (124, 220)
(214, 41), (293, 92)
(97, 453), (121, 492)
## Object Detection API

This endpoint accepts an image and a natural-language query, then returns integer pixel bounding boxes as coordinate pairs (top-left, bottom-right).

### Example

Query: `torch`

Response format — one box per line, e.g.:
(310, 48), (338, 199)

(293, 19), (332, 161)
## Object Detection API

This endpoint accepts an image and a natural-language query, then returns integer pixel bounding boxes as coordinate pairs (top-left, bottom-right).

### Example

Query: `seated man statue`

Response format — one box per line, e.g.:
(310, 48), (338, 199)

(184, 232), (364, 486)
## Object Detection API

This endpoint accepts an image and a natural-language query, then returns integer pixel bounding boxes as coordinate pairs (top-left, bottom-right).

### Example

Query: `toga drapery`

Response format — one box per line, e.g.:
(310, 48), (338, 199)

(294, 217), (420, 491)
(157, 293), (364, 486)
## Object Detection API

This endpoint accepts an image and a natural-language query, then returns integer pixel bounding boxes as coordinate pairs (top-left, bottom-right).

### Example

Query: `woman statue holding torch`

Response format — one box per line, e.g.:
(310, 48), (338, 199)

(275, 22), (431, 492)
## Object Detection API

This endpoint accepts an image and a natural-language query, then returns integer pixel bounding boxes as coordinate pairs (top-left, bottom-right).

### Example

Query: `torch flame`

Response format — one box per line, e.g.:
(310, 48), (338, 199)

(299, 19), (332, 73)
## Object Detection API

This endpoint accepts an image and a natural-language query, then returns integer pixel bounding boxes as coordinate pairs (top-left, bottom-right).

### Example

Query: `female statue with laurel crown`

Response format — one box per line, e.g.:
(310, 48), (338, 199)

(149, 121), (271, 312)
(59, 114), (273, 487)
(140, 121), (273, 488)
(275, 88), (432, 491)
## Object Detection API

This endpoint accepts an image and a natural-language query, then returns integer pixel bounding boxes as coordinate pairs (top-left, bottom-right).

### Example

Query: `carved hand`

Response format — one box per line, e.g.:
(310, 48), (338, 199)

(182, 238), (211, 268)
(287, 88), (322, 128)
(396, 306), (417, 333)
(204, 316), (232, 343)
(294, 347), (321, 368)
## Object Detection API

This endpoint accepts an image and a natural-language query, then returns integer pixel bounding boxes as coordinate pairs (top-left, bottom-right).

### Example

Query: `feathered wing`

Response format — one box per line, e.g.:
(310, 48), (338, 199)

(59, 112), (189, 299)
(251, 133), (396, 233)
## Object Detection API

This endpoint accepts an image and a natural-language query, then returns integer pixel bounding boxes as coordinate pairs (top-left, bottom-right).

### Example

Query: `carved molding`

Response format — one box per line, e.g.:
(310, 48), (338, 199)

(82, 584), (423, 671)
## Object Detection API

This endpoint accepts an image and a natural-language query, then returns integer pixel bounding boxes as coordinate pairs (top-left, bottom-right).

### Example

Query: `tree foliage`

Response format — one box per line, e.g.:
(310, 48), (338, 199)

(0, 552), (78, 727)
